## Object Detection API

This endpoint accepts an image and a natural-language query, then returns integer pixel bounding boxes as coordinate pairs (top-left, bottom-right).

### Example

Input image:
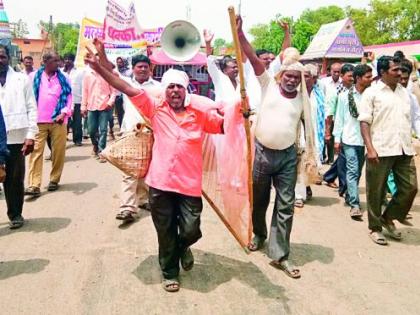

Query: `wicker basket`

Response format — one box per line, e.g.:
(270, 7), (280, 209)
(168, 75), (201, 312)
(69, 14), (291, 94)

(100, 124), (153, 179)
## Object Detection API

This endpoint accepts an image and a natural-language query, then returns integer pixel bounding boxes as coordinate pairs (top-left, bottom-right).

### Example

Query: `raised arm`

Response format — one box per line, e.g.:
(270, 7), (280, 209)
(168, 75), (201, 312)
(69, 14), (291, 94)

(84, 47), (140, 97)
(279, 21), (291, 52)
(203, 29), (214, 57)
(236, 15), (265, 76)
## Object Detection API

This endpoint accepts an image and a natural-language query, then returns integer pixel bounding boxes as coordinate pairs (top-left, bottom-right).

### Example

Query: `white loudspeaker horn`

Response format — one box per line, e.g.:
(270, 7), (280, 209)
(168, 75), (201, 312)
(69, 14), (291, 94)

(161, 20), (201, 62)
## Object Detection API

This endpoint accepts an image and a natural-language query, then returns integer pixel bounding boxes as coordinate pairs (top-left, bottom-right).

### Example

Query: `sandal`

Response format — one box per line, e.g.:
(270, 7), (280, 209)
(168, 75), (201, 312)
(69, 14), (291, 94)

(294, 199), (304, 208)
(115, 210), (135, 222)
(24, 186), (41, 197)
(380, 217), (402, 240)
(324, 181), (338, 189)
(47, 182), (59, 191)
(369, 231), (387, 245)
(162, 278), (180, 292)
(247, 235), (265, 252)
(270, 260), (301, 279)
(180, 248), (194, 271)
(350, 208), (363, 221)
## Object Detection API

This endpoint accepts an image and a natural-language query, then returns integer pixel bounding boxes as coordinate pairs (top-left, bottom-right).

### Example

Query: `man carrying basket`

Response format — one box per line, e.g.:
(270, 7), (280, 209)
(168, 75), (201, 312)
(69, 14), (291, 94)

(84, 44), (225, 293)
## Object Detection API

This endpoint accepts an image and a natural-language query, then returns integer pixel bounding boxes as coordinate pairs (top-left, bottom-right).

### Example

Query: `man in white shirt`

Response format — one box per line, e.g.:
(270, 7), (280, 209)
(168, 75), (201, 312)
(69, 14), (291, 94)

(321, 63), (342, 164)
(63, 53), (84, 146)
(333, 64), (373, 220)
(359, 55), (418, 245)
(204, 29), (239, 103)
(22, 55), (36, 76)
(0, 45), (38, 229)
(237, 16), (303, 279)
(116, 55), (161, 222)
(386, 61), (420, 197)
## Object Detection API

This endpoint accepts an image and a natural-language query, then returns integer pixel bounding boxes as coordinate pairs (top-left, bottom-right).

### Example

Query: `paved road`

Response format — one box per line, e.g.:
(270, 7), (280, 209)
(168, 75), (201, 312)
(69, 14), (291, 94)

(1, 141), (420, 314)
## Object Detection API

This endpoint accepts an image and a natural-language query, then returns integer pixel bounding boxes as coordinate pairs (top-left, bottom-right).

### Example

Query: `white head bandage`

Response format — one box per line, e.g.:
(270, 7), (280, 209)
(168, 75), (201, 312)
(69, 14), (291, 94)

(304, 64), (319, 77)
(161, 69), (189, 90)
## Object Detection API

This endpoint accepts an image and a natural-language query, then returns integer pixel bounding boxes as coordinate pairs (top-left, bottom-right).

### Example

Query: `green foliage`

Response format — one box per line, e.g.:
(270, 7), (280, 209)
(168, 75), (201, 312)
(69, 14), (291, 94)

(249, 17), (292, 54)
(292, 6), (345, 53)
(247, 0), (420, 54)
(349, 0), (420, 45)
(40, 21), (80, 56)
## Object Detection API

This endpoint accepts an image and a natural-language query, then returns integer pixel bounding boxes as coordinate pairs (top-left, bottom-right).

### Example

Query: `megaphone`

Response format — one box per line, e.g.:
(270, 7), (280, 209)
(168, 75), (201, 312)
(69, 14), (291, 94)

(161, 20), (201, 62)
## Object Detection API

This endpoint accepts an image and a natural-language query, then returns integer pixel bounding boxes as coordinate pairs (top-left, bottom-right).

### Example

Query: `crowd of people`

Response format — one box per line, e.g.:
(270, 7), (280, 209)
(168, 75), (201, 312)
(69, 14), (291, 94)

(1, 15), (420, 292)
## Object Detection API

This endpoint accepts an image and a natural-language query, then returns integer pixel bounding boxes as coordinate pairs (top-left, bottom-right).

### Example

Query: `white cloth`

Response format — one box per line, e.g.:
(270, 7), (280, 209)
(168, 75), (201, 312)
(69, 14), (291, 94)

(268, 57), (282, 77)
(358, 80), (414, 157)
(255, 70), (303, 150)
(120, 76), (161, 132)
(68, 67), (86, 104)
(207, 55), (242, 104)
(161, 69), (189, 90)
(409, 92), (420, 137)
(0, 67), (38, 144)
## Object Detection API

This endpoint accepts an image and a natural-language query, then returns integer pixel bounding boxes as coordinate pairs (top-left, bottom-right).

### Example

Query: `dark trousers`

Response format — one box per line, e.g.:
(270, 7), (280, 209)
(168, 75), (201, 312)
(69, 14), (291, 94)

(323, 148), (347, 195)
(149, 187), (203, 279)
(252, 141), (297, 261)
(324, 137), (335, 164)
(366, 155), (418, 232)
(88, 109), (111, 152)
(72, 103), (83, 144)
(3, 144), (25, 220)
(114, 95), (125, 128)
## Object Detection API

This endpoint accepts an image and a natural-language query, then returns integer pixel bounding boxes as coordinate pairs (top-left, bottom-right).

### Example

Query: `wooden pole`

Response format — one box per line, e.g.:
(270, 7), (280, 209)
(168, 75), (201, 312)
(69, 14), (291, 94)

(227, 6), (253, 244)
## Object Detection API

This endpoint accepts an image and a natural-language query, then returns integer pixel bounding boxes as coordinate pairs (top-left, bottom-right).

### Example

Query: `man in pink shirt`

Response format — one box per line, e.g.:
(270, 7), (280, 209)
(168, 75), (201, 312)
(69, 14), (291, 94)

(25, 52), (73, 196)
(85, 47), (224, 292)
(81, 66), (117, 162)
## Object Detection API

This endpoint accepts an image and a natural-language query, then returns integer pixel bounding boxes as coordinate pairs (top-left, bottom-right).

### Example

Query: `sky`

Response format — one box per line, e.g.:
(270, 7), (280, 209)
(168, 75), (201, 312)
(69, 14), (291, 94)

(4, 0), (371, 41)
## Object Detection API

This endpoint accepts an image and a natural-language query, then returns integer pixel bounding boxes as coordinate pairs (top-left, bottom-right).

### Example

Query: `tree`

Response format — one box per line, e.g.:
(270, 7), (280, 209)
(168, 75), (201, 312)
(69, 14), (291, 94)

(11, 19), (29, 38)
(348, 0), (420, 45)
(248, 16), (292, 54)
(292, 6), (345, 53)
(40, 21), (80, 56)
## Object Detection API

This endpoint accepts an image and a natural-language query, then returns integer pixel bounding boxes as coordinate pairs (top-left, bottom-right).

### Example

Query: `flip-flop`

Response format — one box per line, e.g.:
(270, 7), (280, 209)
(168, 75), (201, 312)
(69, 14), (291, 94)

(247, 236), (265, 252)
(180, 248), (194, 271)
(369, 231), (387, 245)
(324, 181), (338, 189)
(116, 210), (135, 222)
(380, 217), (402, 240)
(350, 208), (363, 221)
(162, 278), (180, 292)
(294, 199), (304, 208)
(270, 260), (301, 279)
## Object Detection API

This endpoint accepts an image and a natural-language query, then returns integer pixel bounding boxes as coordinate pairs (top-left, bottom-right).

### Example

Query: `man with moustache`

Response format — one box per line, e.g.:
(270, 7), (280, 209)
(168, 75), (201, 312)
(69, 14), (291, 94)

(359, 56), (418, 245)
(84, 45), (225, 292)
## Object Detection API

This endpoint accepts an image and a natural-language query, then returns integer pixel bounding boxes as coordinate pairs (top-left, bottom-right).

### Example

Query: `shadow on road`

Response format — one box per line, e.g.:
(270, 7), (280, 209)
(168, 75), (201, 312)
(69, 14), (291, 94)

(0, 217), (71, 238)
(307, 196), (340, 207)
(58, 182), (98, 195)
(133, 249), (289, 304)
(65, 155), (91, 163)
(291, 243), (335, 267)
(118, 211), (151, 230)
(397, 227), (420, 246)
(0, 259), (49, 281)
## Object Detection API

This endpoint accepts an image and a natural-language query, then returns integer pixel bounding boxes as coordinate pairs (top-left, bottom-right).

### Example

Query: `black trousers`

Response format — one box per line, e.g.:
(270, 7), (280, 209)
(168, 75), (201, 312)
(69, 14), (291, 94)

(114, 95), (125, 128)
(72, 103), (83, 144)
(3, 144), (25, 220)
(149, 187), (203, 279)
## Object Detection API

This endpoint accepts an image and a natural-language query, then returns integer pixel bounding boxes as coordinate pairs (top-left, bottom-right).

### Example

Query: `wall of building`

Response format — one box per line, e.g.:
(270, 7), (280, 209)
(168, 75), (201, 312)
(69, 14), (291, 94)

(12, 38), (52, 68)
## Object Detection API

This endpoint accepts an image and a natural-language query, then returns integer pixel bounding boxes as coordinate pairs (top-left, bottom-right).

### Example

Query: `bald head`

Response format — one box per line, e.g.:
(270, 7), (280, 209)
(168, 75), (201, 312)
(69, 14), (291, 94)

(330, 63), (342, 82)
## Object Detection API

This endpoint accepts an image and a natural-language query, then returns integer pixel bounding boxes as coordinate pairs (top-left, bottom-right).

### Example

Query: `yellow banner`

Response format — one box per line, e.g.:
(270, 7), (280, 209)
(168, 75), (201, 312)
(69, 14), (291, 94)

(75, 18), (103, 68)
